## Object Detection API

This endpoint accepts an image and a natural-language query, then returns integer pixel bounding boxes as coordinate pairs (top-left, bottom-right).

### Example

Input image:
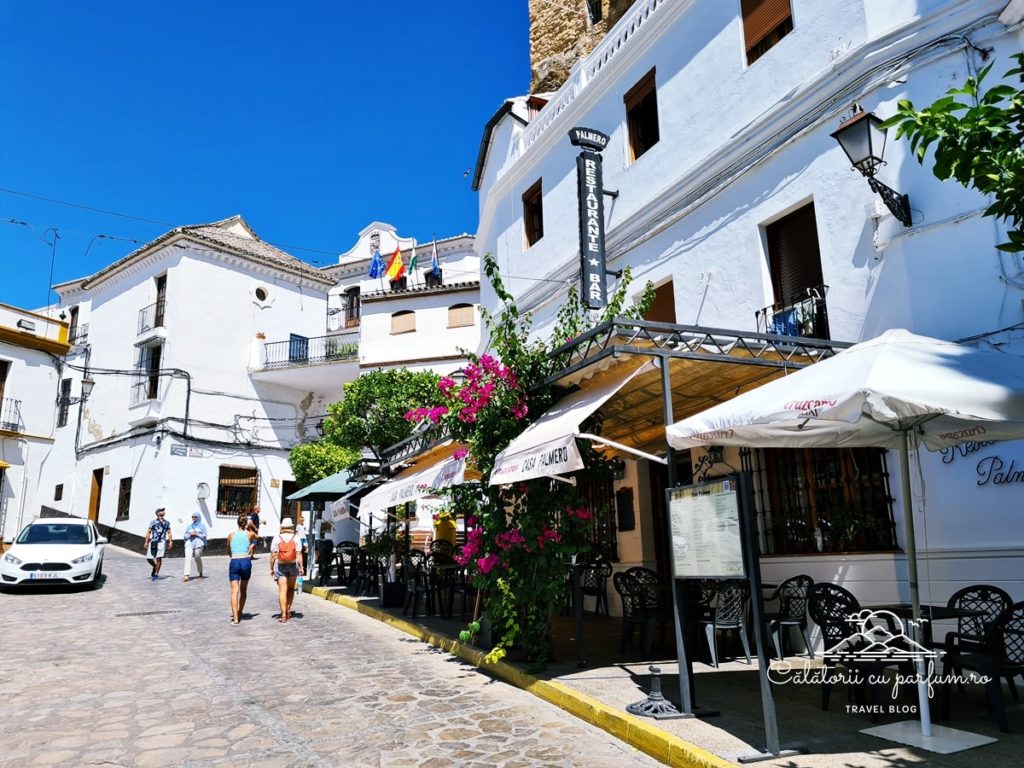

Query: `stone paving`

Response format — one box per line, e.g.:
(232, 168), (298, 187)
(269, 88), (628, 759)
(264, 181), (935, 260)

(0, 548), (663, 767)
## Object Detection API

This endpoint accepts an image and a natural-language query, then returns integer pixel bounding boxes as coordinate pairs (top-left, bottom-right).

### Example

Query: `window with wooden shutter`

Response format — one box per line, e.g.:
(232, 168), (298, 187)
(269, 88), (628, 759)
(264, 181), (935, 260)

(523, 179), (544, 247)
(57, 378), (72, 428)
(765, 202), (830, 339)
(448, 303), (475, 328)
(391, 310), (416, 335)
(117, 477), (132, 520)
(624, 68), (659, 162)
(742, 0), (793, 64)
(644, 281), (676, 323)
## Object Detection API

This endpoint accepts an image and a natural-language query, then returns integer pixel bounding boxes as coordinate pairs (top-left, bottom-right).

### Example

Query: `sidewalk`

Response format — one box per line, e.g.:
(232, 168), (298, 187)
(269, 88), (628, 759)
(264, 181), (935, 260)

(305, 582), (1022, 768)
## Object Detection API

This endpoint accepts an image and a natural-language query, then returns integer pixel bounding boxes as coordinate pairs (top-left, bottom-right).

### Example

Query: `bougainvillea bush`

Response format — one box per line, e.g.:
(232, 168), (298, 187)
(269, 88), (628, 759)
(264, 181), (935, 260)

(410, 254), (653, 667)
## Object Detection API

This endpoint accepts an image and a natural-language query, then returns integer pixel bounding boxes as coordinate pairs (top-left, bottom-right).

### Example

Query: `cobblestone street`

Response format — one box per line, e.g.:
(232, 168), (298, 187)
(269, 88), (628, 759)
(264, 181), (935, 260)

(0, 548), (662, 767)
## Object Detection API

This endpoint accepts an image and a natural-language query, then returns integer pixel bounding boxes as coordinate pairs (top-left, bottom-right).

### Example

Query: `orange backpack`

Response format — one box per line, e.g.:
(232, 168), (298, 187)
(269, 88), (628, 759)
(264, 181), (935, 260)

(277, 535), (297, 564)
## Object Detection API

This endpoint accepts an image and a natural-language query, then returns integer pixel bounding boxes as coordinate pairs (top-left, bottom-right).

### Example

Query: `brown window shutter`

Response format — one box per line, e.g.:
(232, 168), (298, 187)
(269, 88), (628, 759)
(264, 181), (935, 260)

(766, 203), (823, 306)
(448, 304), (475, 328)
(742, 0), (792, 52)
(391, 311), (416, 334)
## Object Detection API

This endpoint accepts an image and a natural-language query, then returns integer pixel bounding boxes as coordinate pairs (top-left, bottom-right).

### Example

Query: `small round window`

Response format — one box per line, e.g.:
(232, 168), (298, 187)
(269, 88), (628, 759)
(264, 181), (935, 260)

(255, 287), (268, 301)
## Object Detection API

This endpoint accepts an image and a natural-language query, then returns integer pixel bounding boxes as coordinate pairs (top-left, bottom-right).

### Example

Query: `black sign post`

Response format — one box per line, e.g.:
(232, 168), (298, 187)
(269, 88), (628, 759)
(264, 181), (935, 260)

(569, 127), (610, 310)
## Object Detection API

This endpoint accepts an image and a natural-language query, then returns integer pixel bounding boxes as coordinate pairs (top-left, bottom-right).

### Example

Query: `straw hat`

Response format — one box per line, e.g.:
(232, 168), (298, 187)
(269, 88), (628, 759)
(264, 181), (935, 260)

(280, 517), (295, 529)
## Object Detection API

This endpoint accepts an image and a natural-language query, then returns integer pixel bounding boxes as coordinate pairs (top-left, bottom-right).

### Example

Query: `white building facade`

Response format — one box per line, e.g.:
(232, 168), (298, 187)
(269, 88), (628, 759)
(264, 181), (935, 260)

(474, 0), (1024, 606)
(0, 304), (70, 541)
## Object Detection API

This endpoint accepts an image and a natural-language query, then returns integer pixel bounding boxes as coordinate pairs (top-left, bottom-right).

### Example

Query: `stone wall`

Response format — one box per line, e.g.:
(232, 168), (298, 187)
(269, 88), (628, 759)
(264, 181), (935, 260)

(529, 0), (635, 92)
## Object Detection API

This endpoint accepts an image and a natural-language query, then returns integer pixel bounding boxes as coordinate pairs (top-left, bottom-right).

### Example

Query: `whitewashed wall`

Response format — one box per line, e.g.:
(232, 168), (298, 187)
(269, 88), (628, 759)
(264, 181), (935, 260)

(475, 0), (1024, 608)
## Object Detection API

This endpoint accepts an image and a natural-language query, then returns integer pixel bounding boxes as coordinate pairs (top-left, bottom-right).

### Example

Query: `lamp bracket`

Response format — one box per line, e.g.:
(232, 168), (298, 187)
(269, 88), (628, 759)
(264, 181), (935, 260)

(868, 177), (913, 227)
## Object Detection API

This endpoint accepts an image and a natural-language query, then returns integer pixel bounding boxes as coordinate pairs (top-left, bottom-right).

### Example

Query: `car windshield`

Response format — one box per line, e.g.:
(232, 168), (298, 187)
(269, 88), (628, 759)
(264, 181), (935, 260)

(17, 524), (93, 545)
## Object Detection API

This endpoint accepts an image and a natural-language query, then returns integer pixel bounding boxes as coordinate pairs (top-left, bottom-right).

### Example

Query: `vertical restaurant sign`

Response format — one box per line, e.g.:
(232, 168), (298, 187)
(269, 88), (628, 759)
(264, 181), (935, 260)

(570, 127), (610, 309)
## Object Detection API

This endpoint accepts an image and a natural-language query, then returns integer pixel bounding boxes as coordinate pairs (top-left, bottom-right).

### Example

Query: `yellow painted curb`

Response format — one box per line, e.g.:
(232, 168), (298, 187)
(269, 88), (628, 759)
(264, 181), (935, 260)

(306, 586), (733, 768)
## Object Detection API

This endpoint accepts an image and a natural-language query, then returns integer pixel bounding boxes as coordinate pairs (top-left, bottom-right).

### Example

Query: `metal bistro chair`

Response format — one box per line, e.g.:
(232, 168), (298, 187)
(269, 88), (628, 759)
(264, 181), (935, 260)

(944, 584), (1016, 700)
(334, 540), (358, 586)
(808, 583), (912, 722)
(700, 581), (752, 668)
(763, 574), (814, 660)
(614, 570), (669, 658)
(941, 601), (1024, 732)
(579, 556), (613, 617)
(401, 553), (436, 619)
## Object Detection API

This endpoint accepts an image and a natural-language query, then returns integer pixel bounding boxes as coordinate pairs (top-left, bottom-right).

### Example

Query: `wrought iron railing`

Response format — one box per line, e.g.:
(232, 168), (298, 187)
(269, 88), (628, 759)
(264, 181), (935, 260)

(138, 299), (166, 334)
(68, 323), (89, 345)
(0, 398), (23, 432)
(261, 334), (358, 369)
(755, 285), (830, 340)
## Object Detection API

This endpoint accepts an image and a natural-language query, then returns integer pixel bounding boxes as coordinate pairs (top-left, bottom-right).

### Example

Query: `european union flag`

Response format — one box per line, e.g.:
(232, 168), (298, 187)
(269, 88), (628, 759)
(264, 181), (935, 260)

(368, 249), (385, 278)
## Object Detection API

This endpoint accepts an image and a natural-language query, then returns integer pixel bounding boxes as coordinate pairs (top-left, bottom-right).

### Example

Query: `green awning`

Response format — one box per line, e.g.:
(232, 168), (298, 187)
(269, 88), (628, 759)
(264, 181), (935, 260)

(286, 470), (357, 502)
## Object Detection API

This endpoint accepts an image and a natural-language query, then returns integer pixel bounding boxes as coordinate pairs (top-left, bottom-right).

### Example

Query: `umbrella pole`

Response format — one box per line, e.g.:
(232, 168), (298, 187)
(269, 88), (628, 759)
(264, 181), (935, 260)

(900, 430), (931, 737)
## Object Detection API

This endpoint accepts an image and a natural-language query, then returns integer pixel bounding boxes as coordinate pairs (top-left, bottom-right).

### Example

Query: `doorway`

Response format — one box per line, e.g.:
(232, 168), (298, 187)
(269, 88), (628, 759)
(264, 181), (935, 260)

(88, 468), (104, 522)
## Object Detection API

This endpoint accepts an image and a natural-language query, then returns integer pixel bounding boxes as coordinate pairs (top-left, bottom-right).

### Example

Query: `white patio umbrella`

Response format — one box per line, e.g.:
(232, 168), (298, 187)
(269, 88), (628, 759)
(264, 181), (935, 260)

(666, 328), (1024, 747)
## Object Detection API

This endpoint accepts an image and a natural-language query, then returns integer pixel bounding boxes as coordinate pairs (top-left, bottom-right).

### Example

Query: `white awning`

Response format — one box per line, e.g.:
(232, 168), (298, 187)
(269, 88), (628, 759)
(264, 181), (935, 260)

(359, 454), (467, 518)
(489, 361), (661, 485)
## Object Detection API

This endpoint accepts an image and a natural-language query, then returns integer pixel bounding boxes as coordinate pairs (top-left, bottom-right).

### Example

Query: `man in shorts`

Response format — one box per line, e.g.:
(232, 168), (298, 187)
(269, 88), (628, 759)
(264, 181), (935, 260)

(143, 507), (173, 581)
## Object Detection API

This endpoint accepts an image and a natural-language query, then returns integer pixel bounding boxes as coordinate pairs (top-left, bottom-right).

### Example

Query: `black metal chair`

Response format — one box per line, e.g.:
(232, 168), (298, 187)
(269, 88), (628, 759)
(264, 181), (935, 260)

(334, 540), (358, 586)
(763, 574), (814, 660)
(700, 581), (751, 667)
(429, 539), (454, 559)
(446, 565), (479, 621)
(575, 556), (612, 616)
(613, 570), (669, 658)
(400, 553), (436, 618)
(941, 601), (1024, 732)
(944, 584), (1016, 700)
(808, 583), (912, 721)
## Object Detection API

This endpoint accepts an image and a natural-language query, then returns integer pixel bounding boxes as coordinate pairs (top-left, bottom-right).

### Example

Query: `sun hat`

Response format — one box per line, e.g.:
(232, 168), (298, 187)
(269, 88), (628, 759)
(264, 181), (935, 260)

(280, 517), (295, 529)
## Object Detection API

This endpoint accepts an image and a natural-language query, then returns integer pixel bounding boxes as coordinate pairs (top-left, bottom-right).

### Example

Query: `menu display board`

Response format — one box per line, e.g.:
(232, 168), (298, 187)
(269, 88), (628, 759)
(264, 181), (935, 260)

(667, 478), (745, 579)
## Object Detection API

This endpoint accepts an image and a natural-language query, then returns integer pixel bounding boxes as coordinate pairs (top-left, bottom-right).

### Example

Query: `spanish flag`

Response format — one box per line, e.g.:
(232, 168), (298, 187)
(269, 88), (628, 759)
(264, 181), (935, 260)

(384, 245), (405, 280)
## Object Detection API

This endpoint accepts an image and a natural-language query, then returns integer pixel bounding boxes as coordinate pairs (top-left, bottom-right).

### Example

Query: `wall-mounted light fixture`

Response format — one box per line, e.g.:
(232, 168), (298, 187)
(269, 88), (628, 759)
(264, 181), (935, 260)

(62, 374), (96, 406)
(196, 482), (210, 501)
(831, 105), (913, 227)
(315, 419), (326, 438)
(611, 459), (627, 481)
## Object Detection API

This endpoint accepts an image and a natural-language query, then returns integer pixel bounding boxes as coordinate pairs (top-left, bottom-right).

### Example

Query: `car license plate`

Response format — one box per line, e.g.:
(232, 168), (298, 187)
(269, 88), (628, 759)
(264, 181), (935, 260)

(29, 572), (60, 580)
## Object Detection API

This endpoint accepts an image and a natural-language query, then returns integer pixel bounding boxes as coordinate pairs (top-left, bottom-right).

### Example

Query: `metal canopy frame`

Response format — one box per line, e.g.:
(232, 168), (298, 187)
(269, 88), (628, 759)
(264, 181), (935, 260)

(545, 317), (850, 387)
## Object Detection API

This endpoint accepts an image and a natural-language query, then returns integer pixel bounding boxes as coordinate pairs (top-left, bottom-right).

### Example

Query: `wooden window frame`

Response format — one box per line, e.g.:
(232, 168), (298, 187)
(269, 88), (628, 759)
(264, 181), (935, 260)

(742, 0), (794, 65)
(391, 310), (416, 335)
(344, 287), (361, 328)
(523, 179), (544, 248)
(447, 303), (475, 329)
(57, 378), (72, 428)
(624, 68), (659, 162)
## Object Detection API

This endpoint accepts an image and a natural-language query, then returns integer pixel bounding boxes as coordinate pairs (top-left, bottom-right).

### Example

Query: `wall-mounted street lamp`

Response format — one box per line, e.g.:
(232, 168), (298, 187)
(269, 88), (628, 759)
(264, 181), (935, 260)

(63, 374), (96, 405)
(196, 482), (210, 501)
(315, 419), (326, 438)
(831, 105), (913, 227)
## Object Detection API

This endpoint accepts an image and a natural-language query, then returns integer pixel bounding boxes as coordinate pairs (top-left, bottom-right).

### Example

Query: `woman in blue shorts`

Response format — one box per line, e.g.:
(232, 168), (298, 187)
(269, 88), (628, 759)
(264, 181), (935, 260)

(228, 513), (256, 625)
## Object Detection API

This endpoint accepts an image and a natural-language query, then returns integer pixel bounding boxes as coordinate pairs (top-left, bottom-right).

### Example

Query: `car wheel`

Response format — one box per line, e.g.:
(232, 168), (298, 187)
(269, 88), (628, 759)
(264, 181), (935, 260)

(90, 560), (103, 590)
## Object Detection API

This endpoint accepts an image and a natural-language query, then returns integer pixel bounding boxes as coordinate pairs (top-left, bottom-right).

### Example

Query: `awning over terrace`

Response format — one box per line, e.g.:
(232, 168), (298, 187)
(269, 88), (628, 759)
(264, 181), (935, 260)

(285, 469), (358, 502)
(490, 319), (850, 483)
(359, 445), (470, 518)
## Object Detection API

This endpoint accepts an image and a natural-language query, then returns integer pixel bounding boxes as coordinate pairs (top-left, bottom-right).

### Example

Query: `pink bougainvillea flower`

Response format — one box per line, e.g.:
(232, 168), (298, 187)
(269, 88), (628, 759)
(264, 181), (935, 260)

(453, 447), (468, 460)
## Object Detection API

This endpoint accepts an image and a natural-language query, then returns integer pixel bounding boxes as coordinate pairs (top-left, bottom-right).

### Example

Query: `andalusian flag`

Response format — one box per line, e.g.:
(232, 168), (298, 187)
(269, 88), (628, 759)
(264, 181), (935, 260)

(409, 241), (418, 274)
(384, 244), (405, 280)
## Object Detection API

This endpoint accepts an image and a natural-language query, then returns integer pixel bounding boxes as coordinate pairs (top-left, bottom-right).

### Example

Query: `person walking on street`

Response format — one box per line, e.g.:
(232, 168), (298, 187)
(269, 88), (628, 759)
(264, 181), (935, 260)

(143, 508), (173, 581)
(270, 518), (304, 623)
(295, 515), (308, 560)
(182, 513), (208, 581)
(247, 506), (262, 558)
(228, 513), (256, 625)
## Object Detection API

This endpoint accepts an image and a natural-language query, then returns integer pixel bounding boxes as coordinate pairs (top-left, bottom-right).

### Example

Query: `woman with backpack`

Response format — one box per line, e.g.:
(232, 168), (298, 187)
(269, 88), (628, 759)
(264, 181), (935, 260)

(269, 518), (304, 623)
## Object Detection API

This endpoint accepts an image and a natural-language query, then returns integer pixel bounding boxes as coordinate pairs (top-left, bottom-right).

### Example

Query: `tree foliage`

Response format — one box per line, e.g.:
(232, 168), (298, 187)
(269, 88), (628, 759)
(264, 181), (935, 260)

(884, 53), (1024, 251)
(288, 440), (360, 488)
(326, 368), (441, 457)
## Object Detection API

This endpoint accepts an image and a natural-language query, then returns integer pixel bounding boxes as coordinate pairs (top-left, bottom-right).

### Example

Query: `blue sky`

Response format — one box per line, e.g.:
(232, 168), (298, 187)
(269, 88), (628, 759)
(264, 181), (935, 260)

(0, 1), (531, 310)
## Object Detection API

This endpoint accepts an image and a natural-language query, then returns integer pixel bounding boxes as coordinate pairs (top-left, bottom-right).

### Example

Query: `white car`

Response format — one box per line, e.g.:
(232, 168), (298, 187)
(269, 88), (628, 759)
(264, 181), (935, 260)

(0, 518), (107, 588)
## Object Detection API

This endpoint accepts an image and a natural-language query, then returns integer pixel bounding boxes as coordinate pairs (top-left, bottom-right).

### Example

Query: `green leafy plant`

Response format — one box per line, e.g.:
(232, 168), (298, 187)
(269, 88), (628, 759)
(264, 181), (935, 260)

(884, 53), (1024, 251)
(412, 253), (654, 669)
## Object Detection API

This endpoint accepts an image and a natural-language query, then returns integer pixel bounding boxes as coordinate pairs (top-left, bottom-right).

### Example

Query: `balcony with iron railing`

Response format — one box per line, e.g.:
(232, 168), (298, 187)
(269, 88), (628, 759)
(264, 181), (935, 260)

(755, 285), (830, 340)
(0, 397), (23, 433)
(261, 334), (359, 370)
(138, 299), (166, 335)
(68, 322), (89, 346)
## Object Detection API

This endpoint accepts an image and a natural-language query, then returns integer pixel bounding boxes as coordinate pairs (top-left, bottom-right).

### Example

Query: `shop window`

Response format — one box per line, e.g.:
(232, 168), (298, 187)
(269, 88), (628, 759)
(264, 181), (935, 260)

(624, 68), (659, 162)
(117, 477), (132, 520)
(391, 310), (416, 335)
(644, 281), (676, 323)
(742, 0), (793, 65)
(216, 465), (259, 516)
(523, 179), (544, 248)
(742, 447), (896, 555)
(447, 303), (475, 328)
